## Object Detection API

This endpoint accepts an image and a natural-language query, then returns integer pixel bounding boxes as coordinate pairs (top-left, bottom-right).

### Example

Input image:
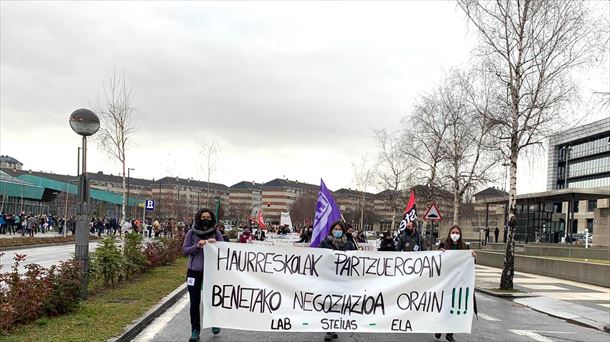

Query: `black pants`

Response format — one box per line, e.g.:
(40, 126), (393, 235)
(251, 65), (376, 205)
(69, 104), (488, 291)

(187, 269), (204, 331)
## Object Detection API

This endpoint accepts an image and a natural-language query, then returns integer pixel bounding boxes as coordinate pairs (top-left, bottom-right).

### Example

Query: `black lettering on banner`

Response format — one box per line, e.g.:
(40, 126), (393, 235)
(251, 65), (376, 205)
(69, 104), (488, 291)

(293, 291), (385, 316)
(211, 284), (282, 313)
(271, 317), (292, 330)
(216, 247), (322, 276)
(391, 319), (412, 332)
(320, 318), (358, 331)
(333, 254), (442, 278)
(396, 291), (444, 313)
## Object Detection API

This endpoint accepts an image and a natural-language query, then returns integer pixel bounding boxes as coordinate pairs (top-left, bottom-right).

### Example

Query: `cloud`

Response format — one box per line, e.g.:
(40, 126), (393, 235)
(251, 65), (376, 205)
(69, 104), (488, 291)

(3, 1), (603, 194)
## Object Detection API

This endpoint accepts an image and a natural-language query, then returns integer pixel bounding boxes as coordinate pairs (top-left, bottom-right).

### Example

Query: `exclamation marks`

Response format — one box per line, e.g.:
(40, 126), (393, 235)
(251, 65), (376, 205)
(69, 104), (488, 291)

(457, 288), (462, 315)
(450, 287), (470, 315)
(450, 288), (455, 314)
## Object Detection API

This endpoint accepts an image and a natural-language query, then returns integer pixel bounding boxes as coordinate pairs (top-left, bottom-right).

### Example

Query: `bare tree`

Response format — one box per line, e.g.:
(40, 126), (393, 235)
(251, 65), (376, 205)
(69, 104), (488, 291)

(374, 129), (414, 230)
(439, 69), (500, 225)
(459, 0), (600, 289)
(200, 141), (219, 208)
(290, 194), (318, 227)
(352, 154), (374, 231)
(403, 81), (451, 207)
(95, 68), (136, 223)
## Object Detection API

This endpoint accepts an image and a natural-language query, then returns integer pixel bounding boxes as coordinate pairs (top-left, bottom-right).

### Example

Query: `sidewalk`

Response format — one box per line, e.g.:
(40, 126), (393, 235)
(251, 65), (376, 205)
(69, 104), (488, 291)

(475, 264), (610, 331)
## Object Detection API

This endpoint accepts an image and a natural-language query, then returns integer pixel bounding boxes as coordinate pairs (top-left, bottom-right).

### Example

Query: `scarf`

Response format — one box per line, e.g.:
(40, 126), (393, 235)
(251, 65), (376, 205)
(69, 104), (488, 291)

(192, 225), (216, 239)
(328, 234), (348, 250)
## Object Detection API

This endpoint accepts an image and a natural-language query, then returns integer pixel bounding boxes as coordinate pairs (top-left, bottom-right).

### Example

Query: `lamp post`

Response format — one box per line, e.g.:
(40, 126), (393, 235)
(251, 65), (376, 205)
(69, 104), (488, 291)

(127, 168), (135, 222)
(69, 108), (100, 299)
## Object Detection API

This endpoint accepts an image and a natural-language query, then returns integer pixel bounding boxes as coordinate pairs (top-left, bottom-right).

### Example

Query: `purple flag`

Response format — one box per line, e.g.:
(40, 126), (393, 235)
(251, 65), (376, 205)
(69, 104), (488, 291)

(310, 179), (342, 247)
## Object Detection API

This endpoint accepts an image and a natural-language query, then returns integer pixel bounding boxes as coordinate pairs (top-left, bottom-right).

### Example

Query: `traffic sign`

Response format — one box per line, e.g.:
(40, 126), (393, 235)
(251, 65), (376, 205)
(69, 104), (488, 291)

(424, 203), (443, 221)
(145, 200), (155, 211)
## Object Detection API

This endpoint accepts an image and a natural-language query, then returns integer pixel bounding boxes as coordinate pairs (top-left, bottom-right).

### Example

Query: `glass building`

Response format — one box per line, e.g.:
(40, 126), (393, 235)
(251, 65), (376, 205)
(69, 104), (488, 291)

(548, 118), (610, 190)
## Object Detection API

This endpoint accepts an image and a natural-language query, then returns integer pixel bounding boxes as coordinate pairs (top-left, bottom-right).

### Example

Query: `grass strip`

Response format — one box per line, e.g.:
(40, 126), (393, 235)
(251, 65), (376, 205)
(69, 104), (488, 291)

(2, 257), (187, 342)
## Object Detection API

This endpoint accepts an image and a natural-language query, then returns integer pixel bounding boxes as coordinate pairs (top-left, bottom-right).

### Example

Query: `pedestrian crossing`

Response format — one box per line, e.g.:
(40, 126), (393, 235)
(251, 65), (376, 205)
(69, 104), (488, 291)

(476, 265), (610, 310)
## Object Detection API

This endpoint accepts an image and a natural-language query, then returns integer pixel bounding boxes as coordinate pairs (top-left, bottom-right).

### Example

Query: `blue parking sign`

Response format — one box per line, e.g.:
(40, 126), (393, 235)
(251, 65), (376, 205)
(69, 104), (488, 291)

(145, 200), (155, 210)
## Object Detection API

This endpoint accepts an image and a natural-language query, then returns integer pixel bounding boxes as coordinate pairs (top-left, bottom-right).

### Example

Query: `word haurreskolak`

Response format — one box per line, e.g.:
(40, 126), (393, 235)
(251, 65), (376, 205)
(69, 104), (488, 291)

(202, 242), (474, 334)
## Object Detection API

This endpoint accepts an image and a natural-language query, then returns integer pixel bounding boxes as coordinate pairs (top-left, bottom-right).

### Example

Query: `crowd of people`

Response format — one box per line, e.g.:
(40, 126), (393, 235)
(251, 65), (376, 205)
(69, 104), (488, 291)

(182, 208), (476, 342)
(0, 212), (78, 236)
(0, 211), (186, 239)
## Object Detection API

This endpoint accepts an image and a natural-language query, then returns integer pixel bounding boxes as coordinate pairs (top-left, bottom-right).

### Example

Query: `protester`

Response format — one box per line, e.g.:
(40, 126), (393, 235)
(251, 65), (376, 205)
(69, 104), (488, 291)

(182, 208), (223, 342)
(318, 220), (357, 342)
(254, 227), (266, 241)
(239, 228), (253, 243)
(153, 219), (161, 238)
(435, 225), (476, 342)
(345, 224), (360, 250)
(378, 231), (396, 251)
(297, 226), (312, 243)
(356, 231), (368, 243)
(484, 227), (490, 245)
(396, 220), (423, 252)
(216, 222), (229, 242)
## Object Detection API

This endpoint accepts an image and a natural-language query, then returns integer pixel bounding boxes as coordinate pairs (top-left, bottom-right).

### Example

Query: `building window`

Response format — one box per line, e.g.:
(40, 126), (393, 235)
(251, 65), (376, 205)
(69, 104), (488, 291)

(552, 202), (562, 213)
(586, 219), (594, 234)
(572, 219), (578, 233)
(573, 201), (579, 213)
(587, 200), (597, 212)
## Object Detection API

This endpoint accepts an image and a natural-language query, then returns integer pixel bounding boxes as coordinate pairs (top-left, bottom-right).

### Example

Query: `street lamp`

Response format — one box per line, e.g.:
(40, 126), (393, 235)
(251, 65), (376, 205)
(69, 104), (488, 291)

(69, 108), (100, 299)
(127, 167), (135, 222)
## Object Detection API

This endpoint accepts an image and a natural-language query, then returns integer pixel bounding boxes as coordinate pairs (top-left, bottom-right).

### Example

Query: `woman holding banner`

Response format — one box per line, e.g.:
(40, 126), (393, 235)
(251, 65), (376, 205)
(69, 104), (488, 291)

(318, 220), (357, 341)
(435, 225), (476, 342)
(182, 208), (224, 342)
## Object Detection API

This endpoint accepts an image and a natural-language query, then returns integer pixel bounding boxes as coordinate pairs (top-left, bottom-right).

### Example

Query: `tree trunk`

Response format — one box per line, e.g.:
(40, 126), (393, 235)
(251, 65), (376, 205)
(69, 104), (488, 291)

(500, 149), (518, 290)
(453, 169), (460, 226)
(360, 192), (365, 231)
(121, 162), (126, 223)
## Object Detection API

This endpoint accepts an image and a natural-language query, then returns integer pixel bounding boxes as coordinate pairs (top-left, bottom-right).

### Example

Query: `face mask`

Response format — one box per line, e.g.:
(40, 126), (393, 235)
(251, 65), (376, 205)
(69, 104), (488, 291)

(450, 233), (460, 242)
(333, 231), (343, 238)
(201, 219), (212, 227)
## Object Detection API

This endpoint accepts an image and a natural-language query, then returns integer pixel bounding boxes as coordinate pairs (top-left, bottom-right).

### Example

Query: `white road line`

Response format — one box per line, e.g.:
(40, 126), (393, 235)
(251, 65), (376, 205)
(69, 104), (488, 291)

(134, 295), (189, 342)
(478, 313), (501, 321)
(509, 329), (572, 342)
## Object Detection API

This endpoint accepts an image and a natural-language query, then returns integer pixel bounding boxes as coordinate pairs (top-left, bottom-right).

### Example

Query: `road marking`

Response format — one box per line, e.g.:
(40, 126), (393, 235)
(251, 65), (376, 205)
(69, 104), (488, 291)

(520, 284), (567, 291)
(509, 330), (572, 342)
(134, 295), (189, 342)
(478, 313), (501, 321)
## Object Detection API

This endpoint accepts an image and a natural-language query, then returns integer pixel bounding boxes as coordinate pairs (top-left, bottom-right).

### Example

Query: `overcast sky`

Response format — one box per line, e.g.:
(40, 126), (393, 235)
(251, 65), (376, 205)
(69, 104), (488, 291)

(1, 1), (608, 194)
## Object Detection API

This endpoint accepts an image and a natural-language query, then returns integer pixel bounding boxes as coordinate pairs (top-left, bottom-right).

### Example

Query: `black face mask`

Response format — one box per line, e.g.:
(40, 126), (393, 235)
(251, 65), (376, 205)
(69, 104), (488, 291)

(201, 219), (212, 227)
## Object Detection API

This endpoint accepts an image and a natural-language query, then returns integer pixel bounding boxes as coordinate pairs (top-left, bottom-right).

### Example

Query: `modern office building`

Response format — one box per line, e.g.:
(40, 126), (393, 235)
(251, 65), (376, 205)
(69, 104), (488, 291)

(547, 118), (610, 190)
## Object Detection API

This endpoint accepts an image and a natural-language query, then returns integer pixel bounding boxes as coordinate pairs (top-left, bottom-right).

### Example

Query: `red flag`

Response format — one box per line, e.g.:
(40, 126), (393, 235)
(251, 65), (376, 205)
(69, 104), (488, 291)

(399, 190), (417, 230)
(257, 210), (266, 229)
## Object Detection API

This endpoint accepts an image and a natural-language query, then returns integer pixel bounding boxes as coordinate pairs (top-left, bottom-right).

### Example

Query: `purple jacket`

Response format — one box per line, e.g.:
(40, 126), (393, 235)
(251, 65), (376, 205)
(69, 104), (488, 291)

(182, 228), (224, 272)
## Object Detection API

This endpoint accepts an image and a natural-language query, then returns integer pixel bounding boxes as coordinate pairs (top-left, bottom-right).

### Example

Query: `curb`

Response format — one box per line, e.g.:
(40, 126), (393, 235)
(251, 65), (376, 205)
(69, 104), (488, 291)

(1, 237), (102, 251)
(109, 283), (188, 342)
(476, 287), (609, 332)
(475, 286), (536, 298)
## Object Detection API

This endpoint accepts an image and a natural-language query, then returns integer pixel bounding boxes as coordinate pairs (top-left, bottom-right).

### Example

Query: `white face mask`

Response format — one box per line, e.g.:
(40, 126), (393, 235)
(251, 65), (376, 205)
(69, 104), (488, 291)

(450, 233), (460, 242)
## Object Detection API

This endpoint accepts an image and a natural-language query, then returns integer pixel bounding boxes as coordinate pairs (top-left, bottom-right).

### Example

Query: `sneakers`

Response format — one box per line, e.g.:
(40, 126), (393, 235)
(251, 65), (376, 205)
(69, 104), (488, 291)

(189, 330), (200, 342)
(324, 332), (338, 341)
(211, 327), (221, 335)
(434, 334), (456, 342)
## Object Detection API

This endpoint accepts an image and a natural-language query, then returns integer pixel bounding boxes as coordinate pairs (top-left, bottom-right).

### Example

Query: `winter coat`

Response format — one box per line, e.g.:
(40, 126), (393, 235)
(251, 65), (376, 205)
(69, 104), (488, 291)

(182, 228), (224, 272)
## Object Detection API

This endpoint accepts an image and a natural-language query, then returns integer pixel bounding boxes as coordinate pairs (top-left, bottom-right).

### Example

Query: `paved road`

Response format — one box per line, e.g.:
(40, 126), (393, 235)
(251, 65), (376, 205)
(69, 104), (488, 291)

(134, 292), (610, 342)
(0, 241), (100, 273)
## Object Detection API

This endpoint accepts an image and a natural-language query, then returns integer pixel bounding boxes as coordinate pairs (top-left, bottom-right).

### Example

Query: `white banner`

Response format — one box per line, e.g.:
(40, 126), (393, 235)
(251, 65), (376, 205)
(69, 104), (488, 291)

(203, 242), (474, 334)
